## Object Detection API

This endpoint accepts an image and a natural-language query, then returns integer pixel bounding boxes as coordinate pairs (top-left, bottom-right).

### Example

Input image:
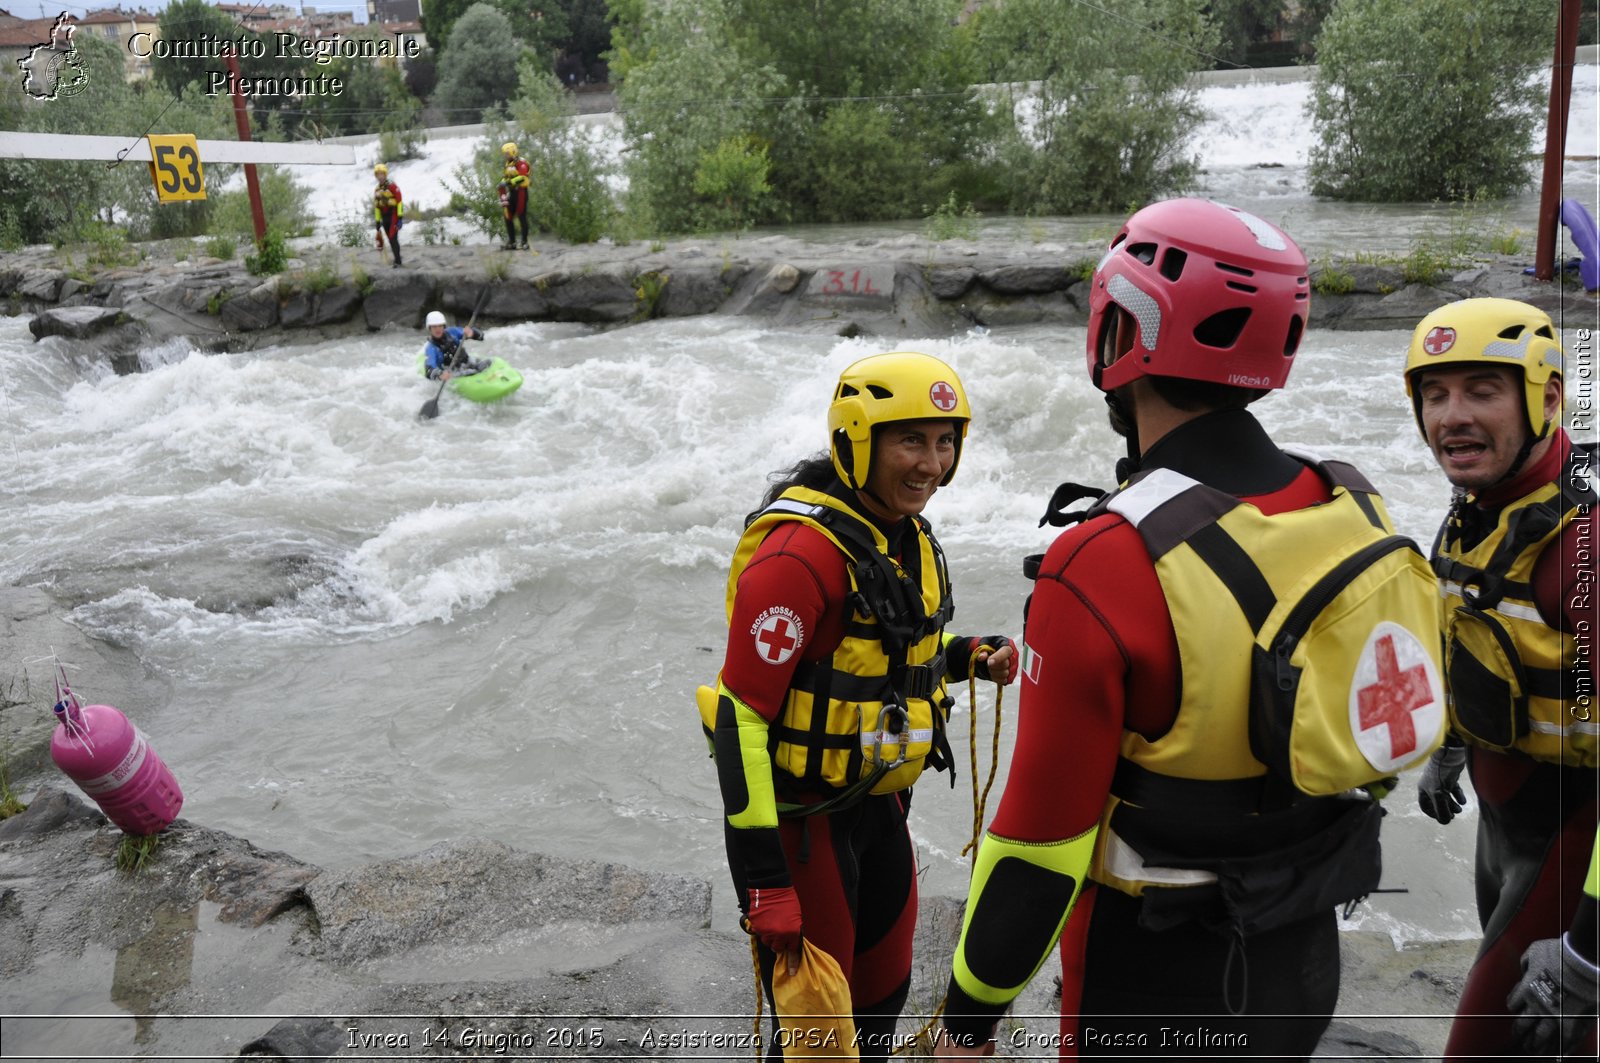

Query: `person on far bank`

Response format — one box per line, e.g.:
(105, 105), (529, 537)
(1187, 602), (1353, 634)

(500, 141), (531, 251)
(705, 351), (1016, 1063)
(1404, 297), (1597, 1059)
(422, 310), (485, 381)
(373, 163), (404, 268)
(937, 198), (1446, 1059)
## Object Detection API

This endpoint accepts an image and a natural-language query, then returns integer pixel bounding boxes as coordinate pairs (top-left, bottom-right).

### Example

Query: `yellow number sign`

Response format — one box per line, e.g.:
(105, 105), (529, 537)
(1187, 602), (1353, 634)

(146, 134), (205, 203)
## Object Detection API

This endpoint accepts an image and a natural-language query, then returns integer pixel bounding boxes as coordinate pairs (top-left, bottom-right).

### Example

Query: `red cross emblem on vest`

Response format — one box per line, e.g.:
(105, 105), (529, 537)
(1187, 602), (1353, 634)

(929, 381), (959, 412)
(1351, 625), (1442, 770)
(754, 608), (803, 665)
(1422, 326), (1456, 356)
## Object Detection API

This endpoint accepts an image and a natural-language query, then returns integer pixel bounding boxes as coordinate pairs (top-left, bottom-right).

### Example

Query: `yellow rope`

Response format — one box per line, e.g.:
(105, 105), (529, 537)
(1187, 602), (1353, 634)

(892, 996), (947, 1055)
(960, 643), (1005, 863)
(748, 933), (764, 1063)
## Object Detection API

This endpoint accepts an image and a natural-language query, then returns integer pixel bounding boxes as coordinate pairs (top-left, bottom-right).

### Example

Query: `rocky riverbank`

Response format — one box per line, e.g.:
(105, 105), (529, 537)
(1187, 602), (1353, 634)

(2, 226), (1592, 368)
(0, 601), (1476, 1062)
(0, 780), (1477, 1063)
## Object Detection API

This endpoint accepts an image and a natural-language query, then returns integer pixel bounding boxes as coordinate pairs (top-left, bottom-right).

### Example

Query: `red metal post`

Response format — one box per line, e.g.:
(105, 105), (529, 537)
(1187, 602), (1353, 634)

(224, 49), (268, 245)
(1534, 0), (1582, 282)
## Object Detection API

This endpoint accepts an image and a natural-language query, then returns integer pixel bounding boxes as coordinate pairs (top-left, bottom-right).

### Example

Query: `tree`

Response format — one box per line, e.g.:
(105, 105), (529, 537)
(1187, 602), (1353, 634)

(1307, 0), (1548, 202)
(617, 0), (996, 231)
(432, 3), (524, 121)
(151, 0), (309, 130)
(1205, 0), (1282, 66)
(978, 0), (1215, 214)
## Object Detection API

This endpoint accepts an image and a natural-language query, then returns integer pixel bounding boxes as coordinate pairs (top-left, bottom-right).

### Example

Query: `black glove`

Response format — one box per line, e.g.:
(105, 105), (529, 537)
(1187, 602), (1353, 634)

(973, 635), (1013, 682)
(471, 328), (485, 340)
(1417, 742), (1468, 824)
(1507, 933), (1600, 1056)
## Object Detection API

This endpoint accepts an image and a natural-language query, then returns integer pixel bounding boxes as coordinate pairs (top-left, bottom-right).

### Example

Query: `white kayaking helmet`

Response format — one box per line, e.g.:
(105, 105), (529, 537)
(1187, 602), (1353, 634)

(425, 310), (447, 328)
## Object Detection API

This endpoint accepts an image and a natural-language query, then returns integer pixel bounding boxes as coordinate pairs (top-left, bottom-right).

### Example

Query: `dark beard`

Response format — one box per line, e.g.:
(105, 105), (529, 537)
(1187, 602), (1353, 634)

(1105, 388), (1135, 439)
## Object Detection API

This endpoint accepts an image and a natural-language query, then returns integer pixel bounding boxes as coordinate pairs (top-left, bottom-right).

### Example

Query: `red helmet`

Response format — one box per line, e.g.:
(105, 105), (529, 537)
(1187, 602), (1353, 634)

(1086, 198), (1310, 394)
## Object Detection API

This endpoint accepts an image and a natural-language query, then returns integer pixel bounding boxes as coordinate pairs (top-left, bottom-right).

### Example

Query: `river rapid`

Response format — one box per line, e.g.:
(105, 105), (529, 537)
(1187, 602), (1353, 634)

(11, 304), (1593, 951)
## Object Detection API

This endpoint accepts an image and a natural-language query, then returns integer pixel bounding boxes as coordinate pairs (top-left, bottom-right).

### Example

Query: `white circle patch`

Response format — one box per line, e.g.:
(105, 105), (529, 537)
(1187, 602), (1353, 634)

(751, 607), (804, 665)
(1348, 620), (1445, 772)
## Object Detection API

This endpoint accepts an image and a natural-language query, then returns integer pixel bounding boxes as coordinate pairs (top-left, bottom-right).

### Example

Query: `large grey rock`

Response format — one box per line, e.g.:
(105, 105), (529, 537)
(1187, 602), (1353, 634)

(280, 284), (361, 328)
(927, 266), (977, 299)
(303, 837), (712, 964)
(219, 281), (280, 332)
(27, 305), (124, 340)
(978, 263), (1075, 294)
(657, 264), (735, 317)
(15, 270), (67, 302)
(543, 266), (639, 322)
(361, 270), (436, 330)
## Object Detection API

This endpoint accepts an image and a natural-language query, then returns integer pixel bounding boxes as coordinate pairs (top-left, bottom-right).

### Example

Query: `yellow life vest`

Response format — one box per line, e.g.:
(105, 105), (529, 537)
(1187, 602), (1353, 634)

(714, 485), (955, 799)
(1433, 443), (1598, 767)
(1085, 455), (1443, 904)
(374, 184), (398, 211)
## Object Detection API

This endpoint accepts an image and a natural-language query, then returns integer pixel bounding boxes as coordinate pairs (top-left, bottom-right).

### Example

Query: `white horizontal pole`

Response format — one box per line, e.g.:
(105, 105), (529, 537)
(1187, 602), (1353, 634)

(0, 131), (356, 165)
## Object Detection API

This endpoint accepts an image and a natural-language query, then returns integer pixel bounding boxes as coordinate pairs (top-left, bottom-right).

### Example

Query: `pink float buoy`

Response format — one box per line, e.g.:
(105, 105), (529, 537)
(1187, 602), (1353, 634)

(48, 665), (183, 836)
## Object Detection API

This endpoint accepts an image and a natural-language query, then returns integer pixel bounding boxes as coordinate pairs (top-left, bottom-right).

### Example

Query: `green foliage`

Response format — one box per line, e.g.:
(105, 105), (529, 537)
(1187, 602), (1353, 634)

(1311, 259), (1356, 295)
(208, 168), (315, 241)
(351, 259), (375, 297)
(619, 0), (993, 232)
(152, 0), (309, 129)
(433, 4), (524, 122)
(482, 252), (511, 280)
(691, 135), (771, 233)
(335, 209), (370, 248)
(1308, 0), (1548, 202)
(245, 228), (291, 276)
(294, 255), (343, 294)
(206, 288), (232, 315)
(115, 833), (161, 874)
(204, 235), (237, 261)
(925, 191), (980, 241)
(980, 0), (1215, 214)
(633, 269), (669, 319)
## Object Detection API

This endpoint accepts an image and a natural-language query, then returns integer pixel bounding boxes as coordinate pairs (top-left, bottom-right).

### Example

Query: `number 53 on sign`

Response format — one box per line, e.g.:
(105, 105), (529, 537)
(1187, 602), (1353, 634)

(146, 134), (205, 202)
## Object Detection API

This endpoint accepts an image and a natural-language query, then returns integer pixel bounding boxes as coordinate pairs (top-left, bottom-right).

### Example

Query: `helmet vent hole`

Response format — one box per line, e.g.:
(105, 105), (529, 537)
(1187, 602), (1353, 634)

(1127, 242), (1157, 266)
(1225, 281), (1257, 293)
(1284, 315), (1304, 357)
(866, 385), (893, 399)
(1159, 248), (1187, 281)
(1537, 325), (1555, 339)
(837, 383), (860, 398)
(1215, 262), (1254, 277)
(1498, 325), (1526, 340)
(1193, 307), (1251, 349)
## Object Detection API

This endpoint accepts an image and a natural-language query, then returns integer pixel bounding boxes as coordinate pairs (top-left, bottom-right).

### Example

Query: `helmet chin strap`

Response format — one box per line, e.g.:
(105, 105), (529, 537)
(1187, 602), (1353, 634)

(1104, 389), (1142, 483)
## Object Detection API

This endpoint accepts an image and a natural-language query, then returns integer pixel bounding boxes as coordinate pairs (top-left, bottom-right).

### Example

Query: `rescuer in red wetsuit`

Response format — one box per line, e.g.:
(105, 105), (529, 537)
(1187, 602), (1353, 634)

(936, 199), (1428, 1060)
(707, 351), (1016, 1062)
(1404, 298), (1597, 1060)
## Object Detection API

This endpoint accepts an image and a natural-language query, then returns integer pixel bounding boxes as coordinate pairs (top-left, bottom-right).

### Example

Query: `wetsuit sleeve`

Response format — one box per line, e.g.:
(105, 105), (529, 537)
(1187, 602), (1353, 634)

(716, 525), (842, 889)
(393, 184), (403, 217)
(944, 517), (1156, 1038)
(1570, 826), (1599, 965)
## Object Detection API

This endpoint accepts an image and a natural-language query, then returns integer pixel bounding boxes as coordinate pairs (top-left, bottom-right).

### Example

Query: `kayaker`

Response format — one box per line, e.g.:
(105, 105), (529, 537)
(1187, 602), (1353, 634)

(423, 310), (486, 381)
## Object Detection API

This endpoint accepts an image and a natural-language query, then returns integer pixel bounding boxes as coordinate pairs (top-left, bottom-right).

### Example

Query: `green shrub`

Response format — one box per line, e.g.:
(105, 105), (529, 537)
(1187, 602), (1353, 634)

(245, 228), (290, 276)
(204, 234), (236, 260)
(1308, 0), (1547, 202)
(209, 167), (314, 243)
(925, 191), (980, 241)
(335, 209), (369, 248)
(1311, 260), (1356, 295)
(691, 134), (771, 234)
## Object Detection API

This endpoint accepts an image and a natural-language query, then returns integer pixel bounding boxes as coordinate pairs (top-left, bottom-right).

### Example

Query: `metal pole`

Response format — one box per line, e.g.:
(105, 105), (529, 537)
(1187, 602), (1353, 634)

(224, 48), (268, 245)
(1534, 0), (1581, 282)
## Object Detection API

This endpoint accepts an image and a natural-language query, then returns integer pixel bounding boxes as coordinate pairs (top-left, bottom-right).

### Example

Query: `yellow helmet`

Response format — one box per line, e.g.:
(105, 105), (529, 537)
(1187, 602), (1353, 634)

(828, 351), (971, 490)
(502, 141), (518, 157)
(373, 163), (388, 177)
(1403, 297), (1564, 441)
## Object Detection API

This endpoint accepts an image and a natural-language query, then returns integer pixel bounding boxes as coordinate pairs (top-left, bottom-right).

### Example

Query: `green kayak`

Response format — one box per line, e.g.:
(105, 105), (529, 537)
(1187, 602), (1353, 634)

(416, 354), (524, 404)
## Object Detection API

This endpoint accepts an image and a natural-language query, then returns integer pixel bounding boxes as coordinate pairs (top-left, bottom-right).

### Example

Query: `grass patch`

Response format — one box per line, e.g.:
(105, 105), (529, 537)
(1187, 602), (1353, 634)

(203, 234), (237, 261)
(924, 191), (980, 241)
(115, 832), (161, 874)
(1312, 259), (1356, 295)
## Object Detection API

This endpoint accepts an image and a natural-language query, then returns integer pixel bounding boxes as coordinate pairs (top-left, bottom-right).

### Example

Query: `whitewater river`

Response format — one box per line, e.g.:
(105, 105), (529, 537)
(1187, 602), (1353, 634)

(10, 303), (1593, 956)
